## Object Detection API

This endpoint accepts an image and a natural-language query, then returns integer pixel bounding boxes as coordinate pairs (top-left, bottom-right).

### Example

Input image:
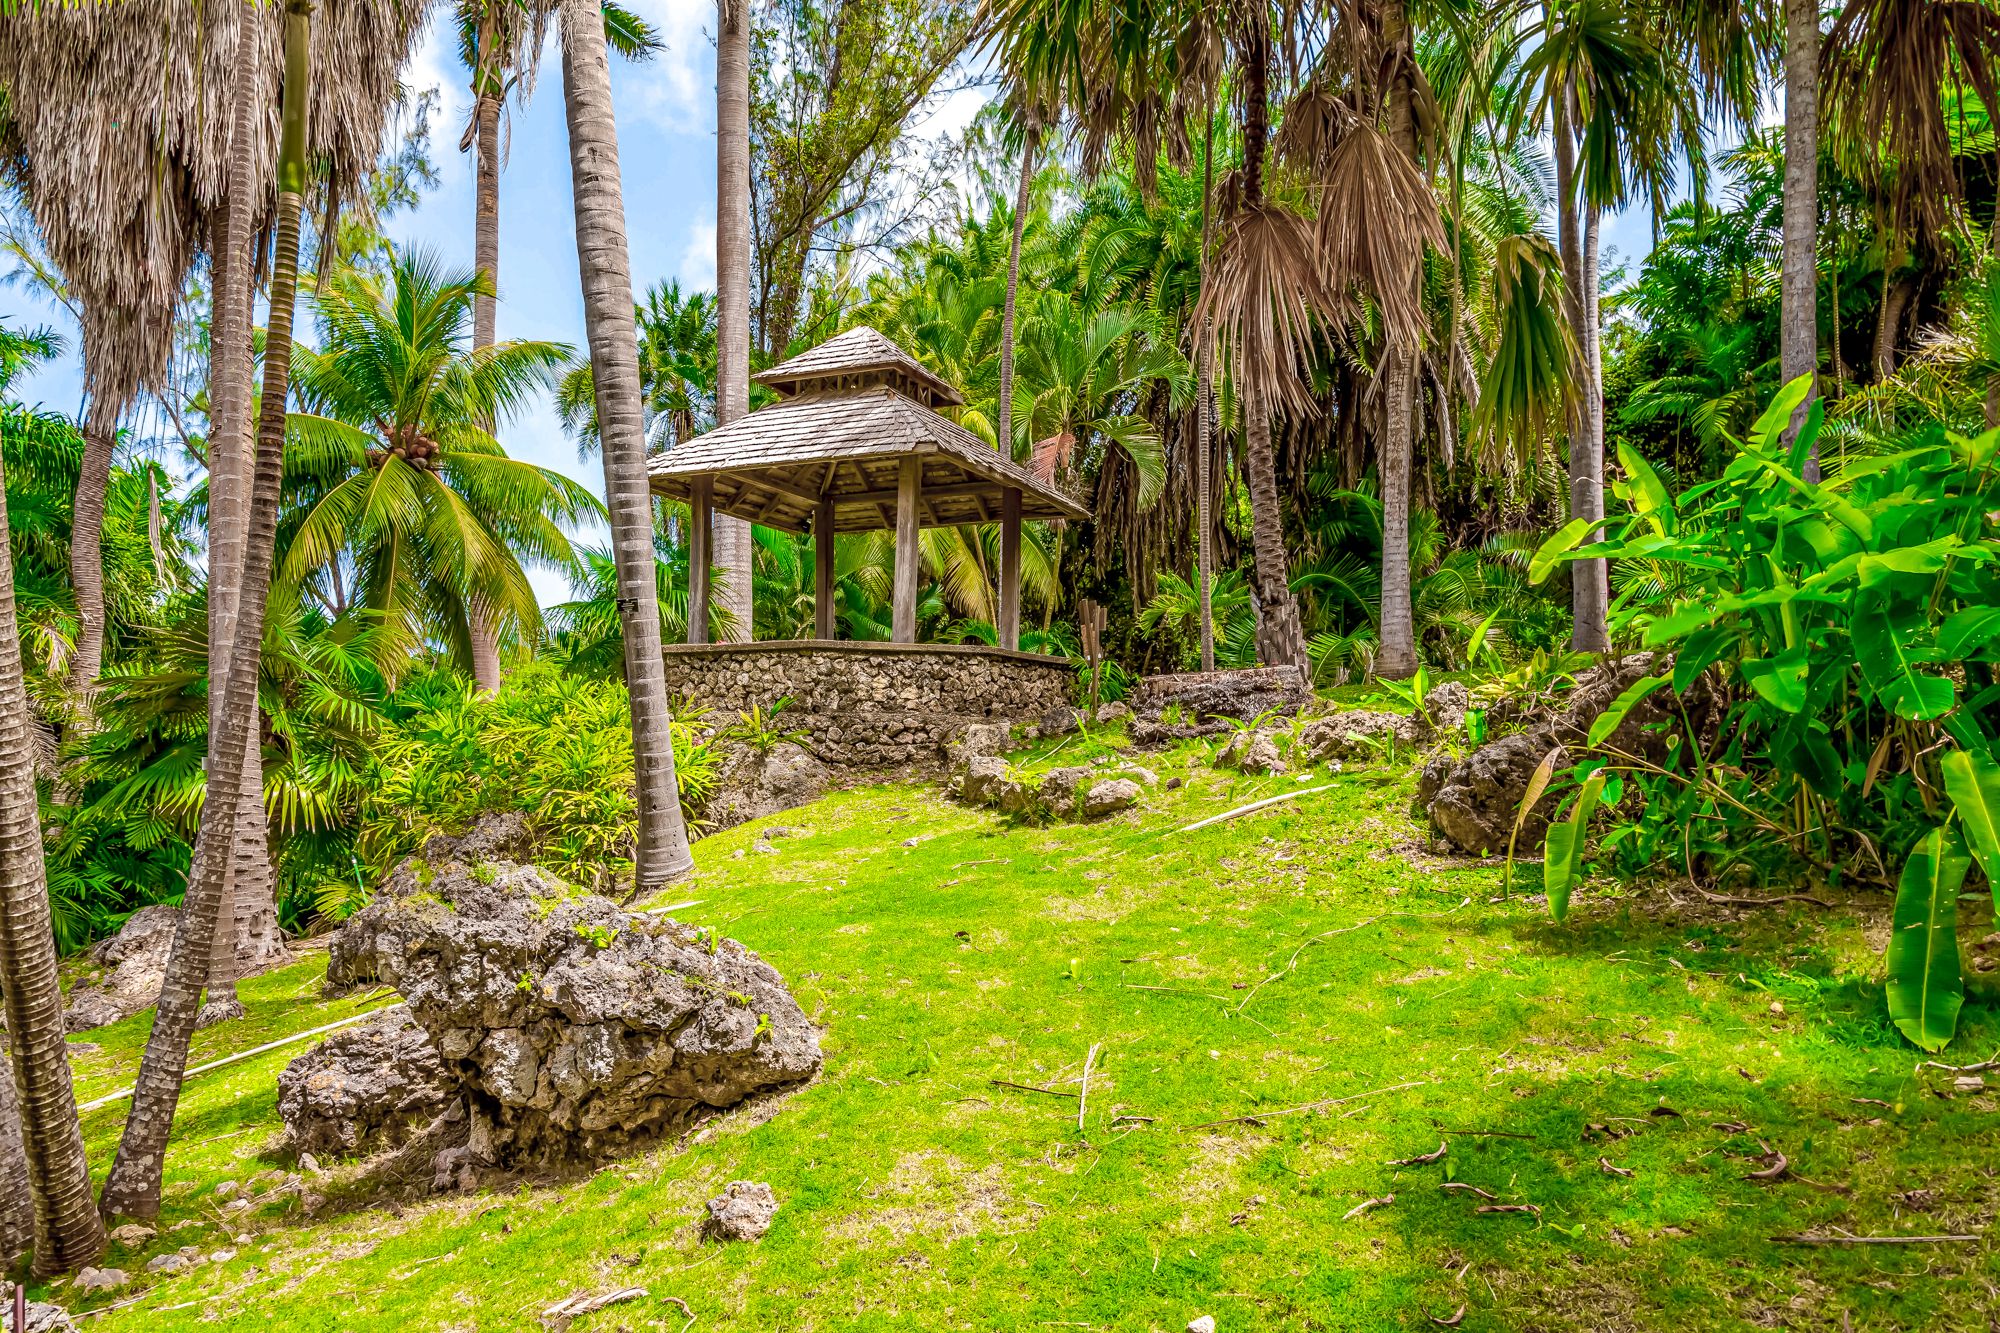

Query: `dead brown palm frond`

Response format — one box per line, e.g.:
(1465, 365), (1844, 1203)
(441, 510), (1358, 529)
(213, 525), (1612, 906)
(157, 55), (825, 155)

(1195, 194), (1343, 419)
(1316, 120), (1445, 349)
(1823, 0), (2000, 250)
(0, 0), (431, 409)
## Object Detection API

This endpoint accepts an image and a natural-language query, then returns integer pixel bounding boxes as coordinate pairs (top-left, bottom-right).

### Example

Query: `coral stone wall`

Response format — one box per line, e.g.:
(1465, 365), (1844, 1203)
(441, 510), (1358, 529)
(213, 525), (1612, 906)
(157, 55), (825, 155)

(661, 641), (1073, 767)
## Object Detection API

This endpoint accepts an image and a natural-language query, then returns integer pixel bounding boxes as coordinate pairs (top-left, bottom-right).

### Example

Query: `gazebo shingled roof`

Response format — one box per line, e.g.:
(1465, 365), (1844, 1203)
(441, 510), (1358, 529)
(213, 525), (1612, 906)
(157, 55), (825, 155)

(647, 325), (1087, 535)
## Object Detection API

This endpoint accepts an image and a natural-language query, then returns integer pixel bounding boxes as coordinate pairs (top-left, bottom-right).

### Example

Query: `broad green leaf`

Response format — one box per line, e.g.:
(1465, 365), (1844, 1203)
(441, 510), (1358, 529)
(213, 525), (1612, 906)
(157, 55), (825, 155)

(1885, 827), (1969, 1053)
(1588, 674), (1671, 748)
(1746, 455), (1875, 540)
(1643, 601), (1722, 646)
(1784, 400), (1825, 476)
(1940, 607), (2000, 660)
(1504, 748), (1561, 895)
(1674, 626), (1737, 693)
(1465, 607), (1502, 665)
(1530, 518), (1597, 586)
(1852, 592), (1956, 721)
(1751, 374), (1814, 452)
(1740, 648), (1809, 713)
(1545, 772), (1607, 922)
(1857, 538), (1963, 589)
(1616, 443), (1674, 534)
(1941, 751), (2000, 908)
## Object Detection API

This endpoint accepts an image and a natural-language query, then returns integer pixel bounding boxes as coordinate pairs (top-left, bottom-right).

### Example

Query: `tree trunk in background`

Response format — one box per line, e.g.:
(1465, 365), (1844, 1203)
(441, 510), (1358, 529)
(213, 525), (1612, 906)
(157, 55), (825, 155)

(65, 389), (125, 707)
(0, 1052), (31, 1267)
(559, 0), (695, 896)
(0, 401), (106, 1274)
(996, 123), (1038, 459)
(468, 81), (505, 691)
(100, 0), (315, 1222)
(713, 0), (754, 640)
(1237, 20), (1307, 670)
(1374, 1), (1422, 679)
(203, 1), (280, 1020)
(1196, 109), (1216, 674)
(1874, 271), (1912, 380)
(1782, 0), (1822, 480)
(1570, 204), (1609, 653)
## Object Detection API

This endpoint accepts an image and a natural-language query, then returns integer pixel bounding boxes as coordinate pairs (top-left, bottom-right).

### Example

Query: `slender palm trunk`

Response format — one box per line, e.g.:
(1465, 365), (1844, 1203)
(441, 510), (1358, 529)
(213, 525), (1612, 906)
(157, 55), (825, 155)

(1570, 203), (1608, 652)
(1374, 2), (1423, 679)
(203, 2), (279, 1019)
(1196, 109), (1216, 674)
(100, 0), (315, 1222)
(0, 383), (106, 1276)
(713, 0), (754, 640)
(468, 82), (505, 692)
(560, 0), (695, 895)
(1782, 0), (1821, 480)
(996, 123), (1038, 458)
(66, 388), (126, 706)
(1238, 21), (1308, 670)
(1874, 270), (1911, 379)
(0, 1054), (30, 1266)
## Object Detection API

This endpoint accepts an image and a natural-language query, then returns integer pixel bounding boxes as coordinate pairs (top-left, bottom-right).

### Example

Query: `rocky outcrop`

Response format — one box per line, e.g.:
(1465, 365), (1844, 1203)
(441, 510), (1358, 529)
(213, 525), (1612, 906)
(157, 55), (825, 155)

(1214, 730), (1288, 775)
(277, 1007), (458, 1159)
(332, 854), (821, 1183)
(1423, 681), (1472, 734)
(1296, 711), (1420, 764)
(63, 905), (179, 1033)
(956, 759), (1147, 822)
(20, 1303), (76, 1333)
(1136, 666), (1312, 722)
(1420, 654), (1713, 853)
(1082, 778), (1142, 818)
(704, 1180), (780, 1242)
(704, 742), (830, 834)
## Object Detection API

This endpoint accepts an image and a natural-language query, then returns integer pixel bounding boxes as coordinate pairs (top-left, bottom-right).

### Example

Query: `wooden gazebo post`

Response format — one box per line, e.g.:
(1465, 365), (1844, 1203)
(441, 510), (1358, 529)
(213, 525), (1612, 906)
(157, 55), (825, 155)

(892, 457), (921, 643)
(688, 476), (712, 645)
(814, 495), (836, 639)
(999, 486), (1021, 650)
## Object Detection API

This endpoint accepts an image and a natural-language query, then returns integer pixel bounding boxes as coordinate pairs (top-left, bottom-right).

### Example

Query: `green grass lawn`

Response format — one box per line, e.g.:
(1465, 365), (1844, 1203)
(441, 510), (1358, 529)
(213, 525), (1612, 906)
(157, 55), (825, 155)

(34, 735), (2000, 1331)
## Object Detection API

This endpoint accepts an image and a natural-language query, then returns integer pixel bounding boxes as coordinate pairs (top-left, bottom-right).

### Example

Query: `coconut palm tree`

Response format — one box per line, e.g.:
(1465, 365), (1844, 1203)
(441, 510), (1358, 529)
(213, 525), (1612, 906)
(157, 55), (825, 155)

(101, 0), (319, 1222)
(0, 335), (105, 1271)
(277, 251), (591, 668)
(713, 0), (756, 640)
(1, 1058), (28, 1267)
(557, 0), (696, 894)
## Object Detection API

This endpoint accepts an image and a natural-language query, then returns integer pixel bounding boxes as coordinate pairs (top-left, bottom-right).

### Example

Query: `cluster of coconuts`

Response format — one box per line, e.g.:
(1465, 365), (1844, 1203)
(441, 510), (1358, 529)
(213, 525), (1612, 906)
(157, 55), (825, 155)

(380, 422), (442, 470)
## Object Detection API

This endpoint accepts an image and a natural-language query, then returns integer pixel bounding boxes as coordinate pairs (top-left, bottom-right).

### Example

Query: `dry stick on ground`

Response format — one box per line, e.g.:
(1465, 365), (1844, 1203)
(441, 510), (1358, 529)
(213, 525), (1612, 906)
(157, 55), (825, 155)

(1773, 1233), (1981, 1245)
(1176, 785), (1338, 834)
(1426, 1305), (1467, 1328)
(662, 1295), (696, 1333)
(543, 1286), (646, 1330)
(1183, 1080), (1430, 1131)
(1342, 1194), (1394, 1220)
(1077, 1043), (1101, 1133)
(1388, 1141), (1449, 1166)
(1439, 1183), (1500, 1201)
(78, 1005), (400, 1112)
(1916, 1049), (2000, 1075)
(991, 1079), (1080, 1099)
(1692, 887), (1832, 909)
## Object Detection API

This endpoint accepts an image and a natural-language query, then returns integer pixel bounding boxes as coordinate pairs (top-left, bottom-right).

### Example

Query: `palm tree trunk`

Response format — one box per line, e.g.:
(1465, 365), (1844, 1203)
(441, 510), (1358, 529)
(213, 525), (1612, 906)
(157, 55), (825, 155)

(1374, 1), (1423, 679)
(100, 0), (315, 1221)
(1873, 270), (1912, 380)
(203, 1), (275, 1018)
(1570, 203), (1609, 653)
(0, 1053), (31, 1267)
(559, 0), (695, 895)
(713, 0), (755, 640)
(66, 389), (126, 706)
(996, 122), (1038, 458)
(1782, 0), (1821, 480)
(1196, 107), (1216, 675)
(468, 82), (506, 692)
(0, 382), (106, 1276)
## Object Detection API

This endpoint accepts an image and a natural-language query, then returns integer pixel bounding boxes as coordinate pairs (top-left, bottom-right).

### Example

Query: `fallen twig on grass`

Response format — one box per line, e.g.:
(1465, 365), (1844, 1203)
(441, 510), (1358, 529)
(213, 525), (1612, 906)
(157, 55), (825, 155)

(1772, 1233), (1979, 1246)
(1744, 1142), (1790, 1182)
(1437, 1127), (1537, 1140)
(1182, 1080), (1429, 1131)
(1916, 1050), (2000, 1076)
(1599, 1158), (1635, 1178)
(1342, 1194), (1394, 1220)
(78, 1004), (401, 1113)
(1425, 1304), (1467, 1327)
(662, 1295), (697, 1333)
(1387, 1141), (1448, 1166)
(1077, 1043), (1101, 1133)
(1692, 887), (1830, 909)
(543, 1287), (647, 1331)
(1439, 1183), (1499, 1202)
(1175, 785), (1338, 834)
(991, 1079), (1079, 1099)
(1475, 1204), (1541, 1217)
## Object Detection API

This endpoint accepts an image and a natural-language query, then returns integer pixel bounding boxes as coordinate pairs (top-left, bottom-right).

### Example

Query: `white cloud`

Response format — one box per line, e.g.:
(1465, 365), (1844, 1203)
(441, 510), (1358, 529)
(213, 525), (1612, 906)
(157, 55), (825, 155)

(614, 0), (714, 136)
(677, 216), (717, 290)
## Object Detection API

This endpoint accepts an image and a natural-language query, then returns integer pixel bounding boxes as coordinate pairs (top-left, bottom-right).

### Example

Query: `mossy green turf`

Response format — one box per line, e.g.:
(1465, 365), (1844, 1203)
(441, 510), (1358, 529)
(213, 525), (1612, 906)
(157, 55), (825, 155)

(35, 736), (2000, 1331)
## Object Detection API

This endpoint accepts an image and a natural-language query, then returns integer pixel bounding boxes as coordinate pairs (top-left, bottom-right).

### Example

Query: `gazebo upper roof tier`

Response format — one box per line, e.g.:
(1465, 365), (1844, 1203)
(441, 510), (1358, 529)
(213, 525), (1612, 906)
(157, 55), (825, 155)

(647, 327), (1088, 535)
(751, 325), (964, 407)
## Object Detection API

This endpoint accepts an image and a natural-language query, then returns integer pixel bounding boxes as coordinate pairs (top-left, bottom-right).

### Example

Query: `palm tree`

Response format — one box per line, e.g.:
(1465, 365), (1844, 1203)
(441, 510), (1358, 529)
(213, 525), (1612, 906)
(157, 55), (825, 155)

(278, 251), (591, 668)
(714, 0), (756, 640)
(457, 0), (660, 686)
(1, 1056), (29, 1267)
(101, 0), (318, 1222)
(0, 327), (106, 1270)
(557, 0), (696, 894)
(1781, 0), (1819, 476)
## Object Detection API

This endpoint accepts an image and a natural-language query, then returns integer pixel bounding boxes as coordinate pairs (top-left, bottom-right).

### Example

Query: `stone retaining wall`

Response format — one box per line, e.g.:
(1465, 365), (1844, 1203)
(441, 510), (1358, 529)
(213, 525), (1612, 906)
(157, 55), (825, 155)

(662, 641), (1074, 768)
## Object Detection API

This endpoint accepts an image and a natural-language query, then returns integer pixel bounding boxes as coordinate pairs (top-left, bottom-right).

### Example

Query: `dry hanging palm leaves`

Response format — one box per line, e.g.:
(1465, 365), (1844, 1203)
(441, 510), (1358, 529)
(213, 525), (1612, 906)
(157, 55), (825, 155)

(1823, 0), (2000, 250)
(1316, 120), (1445, 350)
(1196, 199), (1340, 420)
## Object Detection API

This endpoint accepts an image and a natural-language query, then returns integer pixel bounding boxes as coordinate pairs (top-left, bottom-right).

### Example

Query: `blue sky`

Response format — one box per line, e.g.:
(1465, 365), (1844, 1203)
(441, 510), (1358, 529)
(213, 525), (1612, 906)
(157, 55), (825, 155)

(0, 3), (1663, 605)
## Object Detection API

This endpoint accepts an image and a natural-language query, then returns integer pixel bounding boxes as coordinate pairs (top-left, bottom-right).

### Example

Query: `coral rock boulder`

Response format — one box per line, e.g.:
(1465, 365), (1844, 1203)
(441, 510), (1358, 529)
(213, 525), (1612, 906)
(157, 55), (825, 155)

(277, 1006), (459, 1159)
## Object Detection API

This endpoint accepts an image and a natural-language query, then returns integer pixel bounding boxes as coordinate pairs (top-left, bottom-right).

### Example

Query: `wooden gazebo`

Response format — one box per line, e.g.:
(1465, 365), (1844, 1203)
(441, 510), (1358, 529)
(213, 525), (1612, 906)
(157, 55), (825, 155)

(647, 326), (1088, 648)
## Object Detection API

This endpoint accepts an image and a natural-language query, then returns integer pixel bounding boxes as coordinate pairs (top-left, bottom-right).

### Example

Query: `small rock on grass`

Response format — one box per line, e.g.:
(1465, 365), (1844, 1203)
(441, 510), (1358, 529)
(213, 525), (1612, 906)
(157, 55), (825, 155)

(704, 1180), (779, 1242)
(1188, 1317), (1217, 1333)
(72, 1267), (127, 1293)
(107, 1223), (154, 1248)
(24, 1302), (77, 1333)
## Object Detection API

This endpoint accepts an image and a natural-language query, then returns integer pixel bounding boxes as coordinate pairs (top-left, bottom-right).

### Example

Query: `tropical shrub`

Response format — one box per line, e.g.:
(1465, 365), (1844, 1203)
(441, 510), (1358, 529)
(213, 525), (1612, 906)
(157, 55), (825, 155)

(1534, 377), (2000, 1051)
